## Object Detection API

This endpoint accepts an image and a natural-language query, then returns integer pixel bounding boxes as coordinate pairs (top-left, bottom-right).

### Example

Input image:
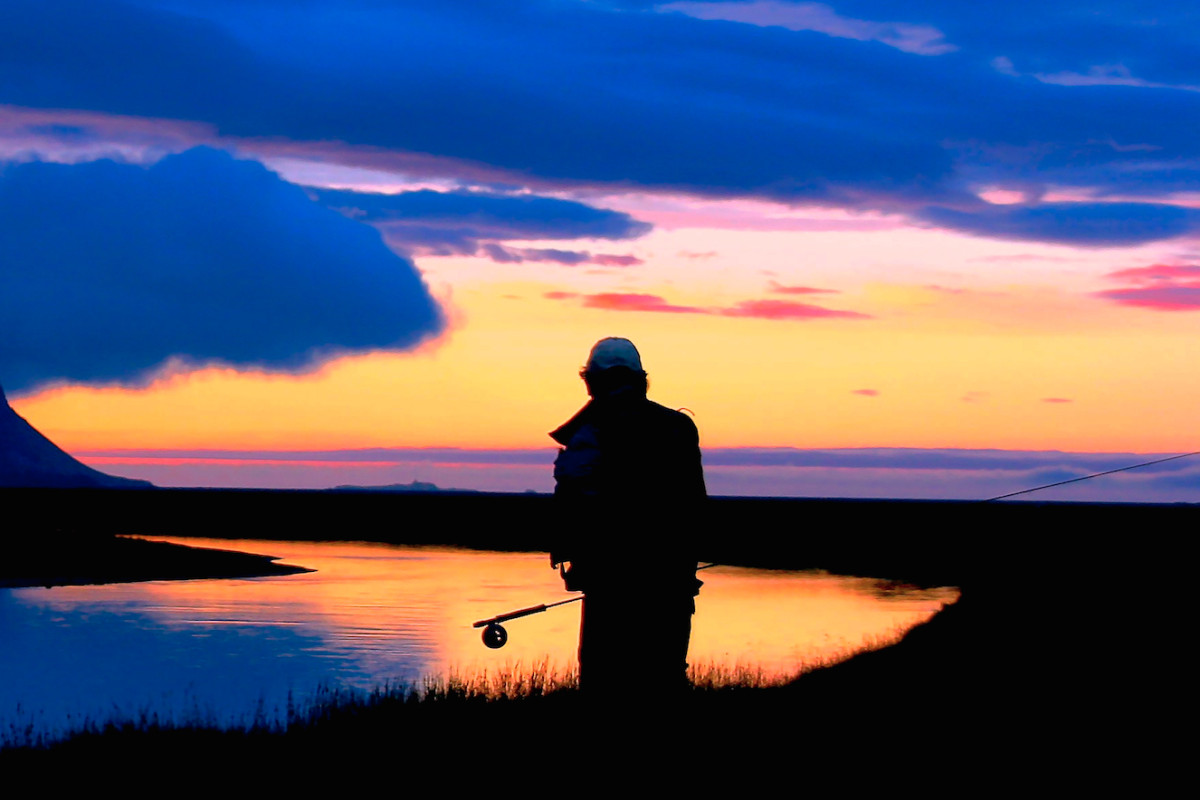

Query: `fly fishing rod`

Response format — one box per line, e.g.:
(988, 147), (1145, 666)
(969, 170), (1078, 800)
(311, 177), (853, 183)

(473, 562), (720, 649)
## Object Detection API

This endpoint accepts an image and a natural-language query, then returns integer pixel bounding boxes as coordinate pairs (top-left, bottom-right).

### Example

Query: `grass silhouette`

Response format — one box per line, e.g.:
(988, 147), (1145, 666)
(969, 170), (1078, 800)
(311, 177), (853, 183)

(0, 599), (1001, 789)
(1, 621), (925, 757)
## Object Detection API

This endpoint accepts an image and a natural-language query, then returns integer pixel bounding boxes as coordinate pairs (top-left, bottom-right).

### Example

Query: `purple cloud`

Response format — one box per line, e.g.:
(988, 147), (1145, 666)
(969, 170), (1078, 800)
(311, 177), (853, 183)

(1096, 263), (1200, 311)
(481, 244), (643, 266)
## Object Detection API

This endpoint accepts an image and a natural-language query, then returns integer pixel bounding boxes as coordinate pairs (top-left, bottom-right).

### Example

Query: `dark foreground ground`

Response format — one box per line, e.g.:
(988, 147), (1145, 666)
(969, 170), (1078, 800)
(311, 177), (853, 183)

(0, 487), (1190, 779)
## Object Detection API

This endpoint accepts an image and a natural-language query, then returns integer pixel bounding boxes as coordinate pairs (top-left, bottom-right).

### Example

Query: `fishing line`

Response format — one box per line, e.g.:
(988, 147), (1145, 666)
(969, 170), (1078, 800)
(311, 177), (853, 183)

(982, 449), (1200, 502)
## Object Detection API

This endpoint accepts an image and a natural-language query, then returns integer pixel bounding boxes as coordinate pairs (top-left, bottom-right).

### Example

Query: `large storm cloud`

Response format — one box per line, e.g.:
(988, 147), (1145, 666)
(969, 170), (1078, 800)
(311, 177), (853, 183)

(5, 1), (1200, 246)
(0, 2), (1065, 196)
(0, 147), (444, 394)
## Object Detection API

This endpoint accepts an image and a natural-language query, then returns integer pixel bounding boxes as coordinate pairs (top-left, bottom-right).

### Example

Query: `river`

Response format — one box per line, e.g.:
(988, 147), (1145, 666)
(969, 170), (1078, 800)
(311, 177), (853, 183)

(0, 538), (957, 743)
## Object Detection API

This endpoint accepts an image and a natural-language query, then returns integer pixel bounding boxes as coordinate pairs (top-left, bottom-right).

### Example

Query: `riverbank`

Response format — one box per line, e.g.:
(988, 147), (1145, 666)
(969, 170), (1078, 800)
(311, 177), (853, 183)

(2, 534), (311, 588)
(1, 596), (974, 774)
(1, 487), (1182, 774)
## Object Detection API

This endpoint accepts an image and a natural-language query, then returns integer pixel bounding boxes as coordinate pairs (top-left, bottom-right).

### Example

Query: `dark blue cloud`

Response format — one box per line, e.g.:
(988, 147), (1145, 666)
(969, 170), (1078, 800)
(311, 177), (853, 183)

(0, 1), (958, 202)
(813, 1), (1200, 88)
(4, 1), (1200, 244)
(312, 188), (647, 239)
(641, 2), (1200, 88)
(0, 147), (444, 394)
(310, 187), (649, 255)
(917, 202), (1200, 246)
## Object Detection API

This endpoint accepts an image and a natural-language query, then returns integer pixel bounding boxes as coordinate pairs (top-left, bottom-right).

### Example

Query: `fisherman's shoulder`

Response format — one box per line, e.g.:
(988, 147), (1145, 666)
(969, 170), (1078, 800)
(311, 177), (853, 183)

(642, 399), (699, 435)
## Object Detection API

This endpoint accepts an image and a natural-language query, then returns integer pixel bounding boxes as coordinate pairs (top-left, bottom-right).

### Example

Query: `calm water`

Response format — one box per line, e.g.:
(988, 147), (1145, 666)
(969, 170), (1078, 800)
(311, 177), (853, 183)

(1, 539), (957, 741)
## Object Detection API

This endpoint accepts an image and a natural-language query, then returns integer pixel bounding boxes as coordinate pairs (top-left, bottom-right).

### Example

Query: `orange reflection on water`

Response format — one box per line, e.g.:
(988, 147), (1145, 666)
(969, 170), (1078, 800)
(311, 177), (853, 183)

(126, 539), (958, 685)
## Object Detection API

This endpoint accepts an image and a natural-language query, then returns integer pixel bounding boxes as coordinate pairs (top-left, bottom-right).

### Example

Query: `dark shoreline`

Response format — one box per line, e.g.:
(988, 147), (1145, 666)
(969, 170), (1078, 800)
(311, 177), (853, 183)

(1, 534), (312, 589)
(2, 486), (1183, 769)
(4, 485), (1195, 589)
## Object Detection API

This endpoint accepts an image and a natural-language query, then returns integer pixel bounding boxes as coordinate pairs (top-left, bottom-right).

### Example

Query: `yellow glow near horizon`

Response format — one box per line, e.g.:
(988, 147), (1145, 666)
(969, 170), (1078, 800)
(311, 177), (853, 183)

(10, 223), (1200, 456)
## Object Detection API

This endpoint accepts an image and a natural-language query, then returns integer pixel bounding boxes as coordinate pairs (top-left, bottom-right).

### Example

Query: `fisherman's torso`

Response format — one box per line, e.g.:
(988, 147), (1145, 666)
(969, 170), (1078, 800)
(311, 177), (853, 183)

(552, 393), (702, 501)
(550, 391), (704, 593)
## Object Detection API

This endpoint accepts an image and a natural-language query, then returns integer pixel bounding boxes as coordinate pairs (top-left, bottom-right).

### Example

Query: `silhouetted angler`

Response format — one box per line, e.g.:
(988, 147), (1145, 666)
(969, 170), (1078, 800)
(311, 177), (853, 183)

(550, 338), (706, 693)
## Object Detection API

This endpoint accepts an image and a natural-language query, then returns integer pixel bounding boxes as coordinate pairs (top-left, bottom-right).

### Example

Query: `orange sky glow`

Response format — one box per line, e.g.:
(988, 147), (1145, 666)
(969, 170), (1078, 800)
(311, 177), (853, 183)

(14, 217), (1200, 460)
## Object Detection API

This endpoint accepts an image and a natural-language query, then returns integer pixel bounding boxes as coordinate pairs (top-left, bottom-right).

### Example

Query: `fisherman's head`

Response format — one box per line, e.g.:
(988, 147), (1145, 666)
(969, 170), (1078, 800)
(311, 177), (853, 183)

(580, 337), (648, 398)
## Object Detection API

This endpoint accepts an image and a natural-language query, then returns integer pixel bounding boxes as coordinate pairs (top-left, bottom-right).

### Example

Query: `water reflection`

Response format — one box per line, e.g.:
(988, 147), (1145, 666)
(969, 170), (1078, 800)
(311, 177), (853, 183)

(0, 539), (957, 740)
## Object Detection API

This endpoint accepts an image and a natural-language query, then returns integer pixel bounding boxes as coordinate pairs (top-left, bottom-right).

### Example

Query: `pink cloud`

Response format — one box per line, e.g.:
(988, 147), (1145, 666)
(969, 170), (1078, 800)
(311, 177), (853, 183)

(591, 254), (644, 267)
(546, 291), (871, 320)
(1097, 263), (1200, 310)
(1042, 397), (1073, 403)
(581, 293), (707, 313)
(768, 281), (839, 295)
(718, 299), (871, 320)
(852, 389), (880, 397)
(1105, 264), (1200, 283)
(970, 254), (1081, 263)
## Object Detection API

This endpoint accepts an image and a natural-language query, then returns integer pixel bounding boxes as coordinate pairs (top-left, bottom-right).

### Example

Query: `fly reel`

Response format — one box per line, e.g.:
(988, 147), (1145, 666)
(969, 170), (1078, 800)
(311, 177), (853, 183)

(481, 622), (508, 649)
(472, 597), (582, 649)
(471, 564), (717, 650)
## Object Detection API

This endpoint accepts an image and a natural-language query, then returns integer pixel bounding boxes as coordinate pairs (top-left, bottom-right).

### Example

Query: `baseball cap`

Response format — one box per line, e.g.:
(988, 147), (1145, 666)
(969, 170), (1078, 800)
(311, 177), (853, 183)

(584, 337), (643, 372)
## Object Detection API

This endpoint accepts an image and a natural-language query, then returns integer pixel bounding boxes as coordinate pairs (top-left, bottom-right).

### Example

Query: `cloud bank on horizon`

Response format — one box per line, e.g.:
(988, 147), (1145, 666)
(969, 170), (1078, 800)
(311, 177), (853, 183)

(5, 0), (1200, 248)
(75, 445), (1200, 502)
(0, 148), (444, 394)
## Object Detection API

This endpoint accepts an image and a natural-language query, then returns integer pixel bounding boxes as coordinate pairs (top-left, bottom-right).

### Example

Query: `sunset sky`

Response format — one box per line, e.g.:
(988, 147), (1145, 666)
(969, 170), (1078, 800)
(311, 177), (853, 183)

(4, 1), (1200, 500)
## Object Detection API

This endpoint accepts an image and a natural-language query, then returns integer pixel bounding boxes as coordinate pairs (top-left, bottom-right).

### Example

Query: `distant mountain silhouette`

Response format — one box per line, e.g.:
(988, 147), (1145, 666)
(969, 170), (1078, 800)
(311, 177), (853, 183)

(330, 479), (478, 494)
(0, 382), (152, 488)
